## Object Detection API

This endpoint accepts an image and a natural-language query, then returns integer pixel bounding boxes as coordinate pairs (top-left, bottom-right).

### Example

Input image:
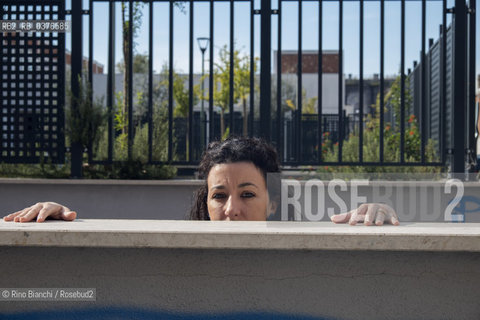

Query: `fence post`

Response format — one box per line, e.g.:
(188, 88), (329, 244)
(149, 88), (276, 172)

(467, 0), (476, 172)
(451, 0), (468, 174)
(260, 0), (272, 141)
(70, 0), (83, 178)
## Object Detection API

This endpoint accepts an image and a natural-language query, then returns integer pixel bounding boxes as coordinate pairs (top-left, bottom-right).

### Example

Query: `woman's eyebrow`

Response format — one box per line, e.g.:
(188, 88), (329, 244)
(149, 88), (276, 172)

(211, 183), (257, 190)
(238, 182), (258, 188)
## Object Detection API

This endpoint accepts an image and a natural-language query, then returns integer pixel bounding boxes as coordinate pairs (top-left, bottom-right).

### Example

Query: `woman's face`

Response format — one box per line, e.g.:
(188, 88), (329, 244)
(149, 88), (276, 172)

(206, 161), (274, 221)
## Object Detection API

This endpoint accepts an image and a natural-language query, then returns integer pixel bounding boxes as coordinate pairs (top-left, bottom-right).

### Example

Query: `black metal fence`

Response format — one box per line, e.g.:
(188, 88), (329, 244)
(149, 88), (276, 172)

(0, 1), (66, 164)
(0, 0), (477, 177)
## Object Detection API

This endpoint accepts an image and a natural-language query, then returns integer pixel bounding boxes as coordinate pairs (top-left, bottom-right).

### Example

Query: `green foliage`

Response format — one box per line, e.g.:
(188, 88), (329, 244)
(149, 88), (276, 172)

(211, 46), (238, 137)
(0, 161), (70, 179)
(221, 126), (230, 141)
(236, 55), (258, 135)
(172, 72), (200, 118)
(270, 79), (298, 117)
(208, 45), (257, 137)
(319, 75), (445, 174)
(89, 64), (175, 178)
(116, 53), (150, 74)
(82, 161), (176, 180)
(285, 89), (318, 114)
(66, 76), (108, 153)
(120, 2), (144, 54)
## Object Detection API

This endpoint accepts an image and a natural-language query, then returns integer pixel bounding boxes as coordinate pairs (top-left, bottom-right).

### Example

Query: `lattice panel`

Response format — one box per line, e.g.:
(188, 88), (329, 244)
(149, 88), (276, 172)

(1, 1), (65, 163)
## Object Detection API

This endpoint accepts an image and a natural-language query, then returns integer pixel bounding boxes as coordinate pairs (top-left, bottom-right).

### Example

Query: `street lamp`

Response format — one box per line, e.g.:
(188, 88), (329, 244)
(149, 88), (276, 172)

(197, 37), (209, 149)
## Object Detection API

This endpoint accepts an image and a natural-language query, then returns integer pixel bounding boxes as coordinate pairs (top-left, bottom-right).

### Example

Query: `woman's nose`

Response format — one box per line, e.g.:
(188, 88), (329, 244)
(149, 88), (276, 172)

(224, 196), (242, 219)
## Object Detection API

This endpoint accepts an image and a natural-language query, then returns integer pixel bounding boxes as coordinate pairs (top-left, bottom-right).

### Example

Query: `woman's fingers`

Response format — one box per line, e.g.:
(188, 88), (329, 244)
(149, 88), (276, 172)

(332, 203), (399, 226)
(36, 205), (61, 222)
(17, 204), (43, 222)
(37, 203), (75, 222)
(375, 210), (386, 226)
(60, 210), (77, 221)
(3, 208), (29, 221)
(382, 204), (400, 225)
(3, 202), (76, 223)
(364, 204), (379, 226)
(330, 211), (352, 224)
(348, 204), (368, 225)
(331, 205), (368, 223)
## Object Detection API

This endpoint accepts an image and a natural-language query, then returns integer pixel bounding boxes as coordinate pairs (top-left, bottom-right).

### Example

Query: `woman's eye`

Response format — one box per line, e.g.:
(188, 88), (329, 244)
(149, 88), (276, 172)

(212, 193), (226, 199)
(241, 192), (255, 198)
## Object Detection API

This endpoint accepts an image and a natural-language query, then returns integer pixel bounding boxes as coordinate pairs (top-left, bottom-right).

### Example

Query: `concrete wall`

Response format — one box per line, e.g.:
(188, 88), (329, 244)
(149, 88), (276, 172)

(2, 247), (479, 320)
(1, 220), (480, 320)
(1, 178), (480, 222)
(0, 179), (201, 220)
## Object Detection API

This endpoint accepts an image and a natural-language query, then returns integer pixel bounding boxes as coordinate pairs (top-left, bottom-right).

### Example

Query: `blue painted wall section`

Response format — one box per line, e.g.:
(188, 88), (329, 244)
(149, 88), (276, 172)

(1, 307), (334, 320)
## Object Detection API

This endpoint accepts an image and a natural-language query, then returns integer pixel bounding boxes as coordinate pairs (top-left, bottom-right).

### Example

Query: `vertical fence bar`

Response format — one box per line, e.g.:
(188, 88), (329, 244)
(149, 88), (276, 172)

(467, 0), (476, 170)
(452, 0), (467, 173)
(249, 0), (254, 137)
(86, 0), (93, 165)
(379, 0), (384, 163)
(148, 0), (153, 163)
(260, 0), (272, 141)
(209, 0), (215, 142)
(277, 0), (283, 160)
(317, 0), (323, 163)
(338, 0), (343, 162)
(359, 0), (364, 163)
(107, 0), (115, 163)
(88, 0), (93, 165)
(128, 0), (134, 160)
(297, 0), (303, 161)
(441, 0), (447, 165)
(420, 0), (426, 163)
(229, 0), (234, 136)
(70, 0), (83, 177)
(168, 0), (174, 161)
(400, 0), (405, 163)
(88, 0), (93, 87)
(188, 0), (194, 161)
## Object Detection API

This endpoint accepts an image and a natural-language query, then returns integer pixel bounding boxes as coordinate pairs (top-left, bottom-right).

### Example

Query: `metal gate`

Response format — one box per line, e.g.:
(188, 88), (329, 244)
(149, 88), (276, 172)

(0, 1), (65, 163)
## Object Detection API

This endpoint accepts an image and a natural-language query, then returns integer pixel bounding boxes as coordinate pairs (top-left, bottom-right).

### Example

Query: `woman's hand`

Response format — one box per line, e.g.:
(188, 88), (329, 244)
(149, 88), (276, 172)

(330, 203), (399, 226)
(3, 202), (77, 223)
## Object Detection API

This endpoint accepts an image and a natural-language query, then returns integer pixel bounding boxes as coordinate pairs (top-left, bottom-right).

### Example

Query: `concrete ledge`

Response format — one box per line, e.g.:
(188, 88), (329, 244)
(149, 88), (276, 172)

(1, 220), (480, 252)
(2, 220), (480, 319)
(0, 178), (203, 186)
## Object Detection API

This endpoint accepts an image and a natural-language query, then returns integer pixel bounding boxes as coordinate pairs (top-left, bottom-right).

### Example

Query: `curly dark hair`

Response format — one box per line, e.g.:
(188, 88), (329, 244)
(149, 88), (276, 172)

(189, 136), (281, 220)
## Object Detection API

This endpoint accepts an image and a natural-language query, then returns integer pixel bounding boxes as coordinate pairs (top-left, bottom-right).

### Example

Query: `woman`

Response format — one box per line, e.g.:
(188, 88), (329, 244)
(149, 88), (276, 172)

(3, 137), (399, 225)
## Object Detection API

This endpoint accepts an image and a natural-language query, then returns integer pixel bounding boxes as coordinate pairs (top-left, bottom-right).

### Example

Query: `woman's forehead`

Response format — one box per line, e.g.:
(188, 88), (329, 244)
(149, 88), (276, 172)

(207, 162), (265, 185)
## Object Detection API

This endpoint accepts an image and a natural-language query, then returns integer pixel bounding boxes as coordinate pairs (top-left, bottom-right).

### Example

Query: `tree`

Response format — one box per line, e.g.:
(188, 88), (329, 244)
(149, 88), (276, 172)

(285, 89), (318, 115)
(120, 2), (145, 136)
(172, 71), (200, 159)
(209, 45), (245, 137)
(270, 78), (298, 117)
(116, 53), (149, 74)
(172, 73), (200, 118)
(236, 55), (258, 136)
(66, 76), (107, 155)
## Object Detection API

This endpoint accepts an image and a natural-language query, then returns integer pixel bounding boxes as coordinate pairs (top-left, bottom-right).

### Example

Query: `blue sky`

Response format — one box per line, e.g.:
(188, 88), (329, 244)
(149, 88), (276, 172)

(67, 0), (479, 81)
